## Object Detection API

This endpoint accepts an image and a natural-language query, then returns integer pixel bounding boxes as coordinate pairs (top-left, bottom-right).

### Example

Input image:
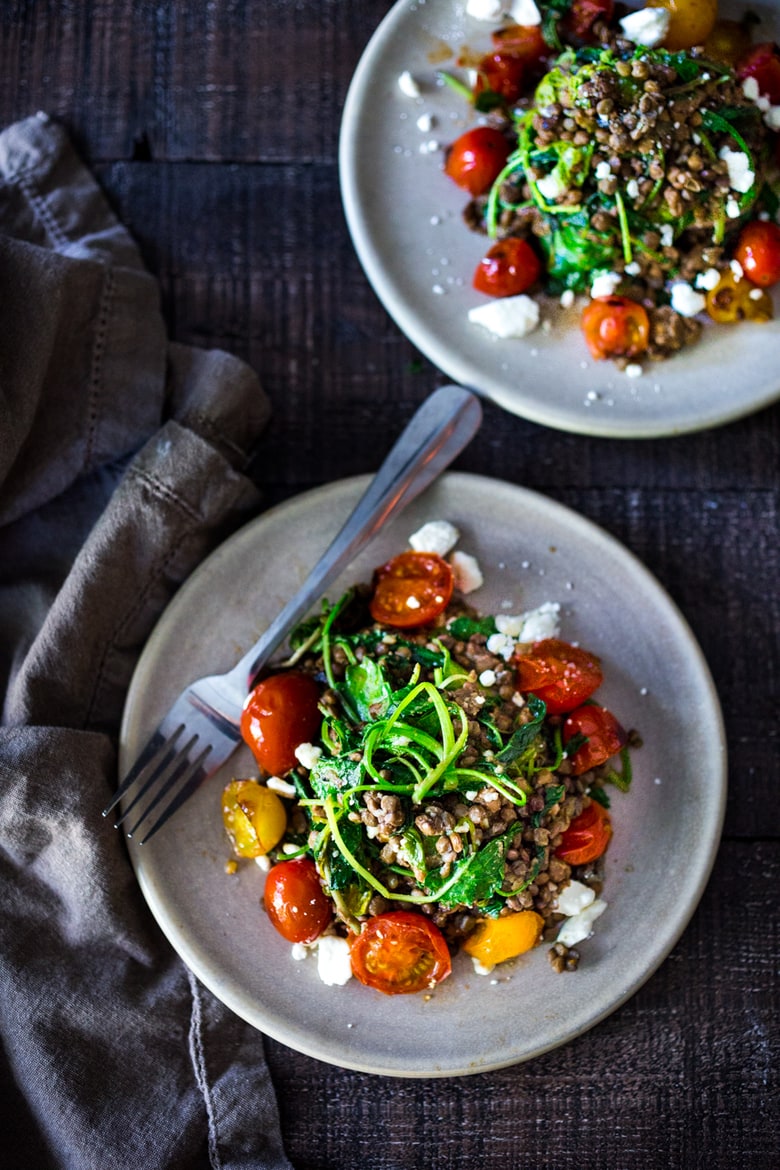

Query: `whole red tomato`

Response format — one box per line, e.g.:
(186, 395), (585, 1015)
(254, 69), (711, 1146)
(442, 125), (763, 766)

(563, 704), (627, 775)
(581, 296), (650, 360)
(369, 550), (453, 629)
(555, 800), (612, 866)
(349, 911), (452, 995)
(444, 127), (511, 197)
(734, 221), (780, 289)
(264, 858), (332, 943)
(241, 671), (321, 775)
(473, 237), (542, 297)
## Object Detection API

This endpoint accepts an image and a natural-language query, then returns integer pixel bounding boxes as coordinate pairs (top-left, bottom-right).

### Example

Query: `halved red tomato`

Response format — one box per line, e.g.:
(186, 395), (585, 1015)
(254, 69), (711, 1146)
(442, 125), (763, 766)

(581, 296), (650, 360)
(515, 639), (603, 715)
(563, 704), (627, 775)
(264, 857), (333, 943)
(369, 551), (453, 629)
(734, 221), (780, 289)
(241, 671), (321, 775)
(349, 910), (452, 995)
(555, 800), (612, 866)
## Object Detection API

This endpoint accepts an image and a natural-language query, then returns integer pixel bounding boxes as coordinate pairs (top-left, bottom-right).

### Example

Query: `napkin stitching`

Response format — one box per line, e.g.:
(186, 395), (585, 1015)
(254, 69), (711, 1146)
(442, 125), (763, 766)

(187, 967), (223, 1170)
(84, 262), (115, 471)
(127, 464), (207, 525)
(16, 171), (69, 249)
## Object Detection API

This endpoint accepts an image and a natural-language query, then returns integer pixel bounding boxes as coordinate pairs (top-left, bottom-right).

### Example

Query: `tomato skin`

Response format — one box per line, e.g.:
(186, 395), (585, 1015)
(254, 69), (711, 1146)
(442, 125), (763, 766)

(491, 23), (549, 67)
(349, 911), (452, 995)
(705, 270), (774, 324)
(462, 910), (544, 965)
(555, 800), (612, 866)
(737, 42), (780, 104)
(264, 858), (333, 944)
(703, 19), (753, 65)
(581, 296), (650, 361)
(646, 0), (718, 51)
(563, 704), (627, 775)
(241, 672), (321, 776)
(369, 550), (453, 629)
(444, 127), (512, 197)
(561, 0), (615, 44)
(515, 639), (604, 715)
(475, 50), (526, 105)
(222, 779), (288, 857)
(473, 237), (542, 297)
(734, 221), (780, 289)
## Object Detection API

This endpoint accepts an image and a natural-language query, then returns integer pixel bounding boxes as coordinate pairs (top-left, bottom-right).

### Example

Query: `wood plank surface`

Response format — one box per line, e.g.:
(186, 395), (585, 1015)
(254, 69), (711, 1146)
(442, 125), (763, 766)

(1, 0), (777, 1166)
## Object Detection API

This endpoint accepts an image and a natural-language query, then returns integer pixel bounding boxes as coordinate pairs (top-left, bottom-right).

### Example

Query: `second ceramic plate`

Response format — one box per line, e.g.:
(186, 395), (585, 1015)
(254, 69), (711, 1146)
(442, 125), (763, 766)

(121, 473), (726, 1077)
(339, 0), (780, 438)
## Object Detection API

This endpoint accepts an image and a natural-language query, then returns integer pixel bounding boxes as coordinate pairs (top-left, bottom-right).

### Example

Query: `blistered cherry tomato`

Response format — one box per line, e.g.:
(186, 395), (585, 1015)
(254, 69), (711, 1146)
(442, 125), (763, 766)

(646, 0), (718, 51)
(563, 705), (627, 775)
(349, 911), (452, 995)
(561, 0), (615, 44)
(222, 779), (288, 857)
(515, 639), (604, 716)
(444, 127), (511, 197)
(475, 51), (526, 105)
(473, 237), (542, 297)
(241, 672), (321, 776)
(703, 19), (753, 65)
(369, 551), (453, 629)
(462, 910), (543, 966)
(491, 22), (549, 68)
(264, 857), (332, 943)
(705, 270), (774, 324)
(734, 221), (780, 288)
(581, 295), (650, 361)
(737, 42), (780, 104)
(555, 800), (612, 866)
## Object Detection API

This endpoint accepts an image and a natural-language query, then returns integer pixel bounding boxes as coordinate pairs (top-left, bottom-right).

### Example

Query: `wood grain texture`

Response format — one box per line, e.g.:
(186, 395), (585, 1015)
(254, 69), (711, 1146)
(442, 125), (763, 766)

(1, 0), (777, 1165)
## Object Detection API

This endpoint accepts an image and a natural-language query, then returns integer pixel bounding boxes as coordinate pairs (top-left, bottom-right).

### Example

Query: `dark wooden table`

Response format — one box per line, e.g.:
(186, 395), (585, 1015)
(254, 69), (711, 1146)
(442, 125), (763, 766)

(2, 2), (777, 1166)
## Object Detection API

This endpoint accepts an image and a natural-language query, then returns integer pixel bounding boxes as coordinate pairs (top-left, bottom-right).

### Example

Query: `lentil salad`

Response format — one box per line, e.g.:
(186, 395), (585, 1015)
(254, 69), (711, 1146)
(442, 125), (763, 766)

(222, 524), (637, 995)
(441, 0), (780, 367)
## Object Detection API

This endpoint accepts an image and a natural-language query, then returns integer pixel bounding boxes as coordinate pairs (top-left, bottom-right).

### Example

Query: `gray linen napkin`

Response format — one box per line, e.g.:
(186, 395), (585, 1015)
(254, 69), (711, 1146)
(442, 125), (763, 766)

(0, 114), (292, 1170)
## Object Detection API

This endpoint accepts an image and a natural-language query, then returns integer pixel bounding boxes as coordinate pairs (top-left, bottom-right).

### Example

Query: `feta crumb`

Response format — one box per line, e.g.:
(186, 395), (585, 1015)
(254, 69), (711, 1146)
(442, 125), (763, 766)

(719, 147), (754, 194)
(508, 0), (541, 25)
(726, 198), (741, 219)
(560, 288), (575, 308)
(669, 281), (706, 317)
(625, 362), (643, 378)
(496, 601), (560, 643)
(730, 259), (744, 281)
(266, 776), (297, 797)
(486, 631), (515, 661)
(450, 550), (484, 594)
(536, 170), (568, 201)
(397, 71), (420, 98)
(254, 854), (272, 871)
(465, 0), (504, 19)
(626, 178), (640, 200)
(291, 942), (309, 961)
(409, 519), (460, 556)
(624, 260), (641, 276)
(316, 935), (353, 986)
(471, 956), (495, 976)
(556, 880), (596, 916)
(764, 105), (780, 131)
(416, 113), (434, 132)
(660, 224), (674, 248)
(594, 160), (611, 180)
(405, 594), (421, 609)
(742, 76), (760, 102)
(749, 287), (765, 300)
(556, 898), (608, 946)
(294, 742), (322, 770)
(479, 669), (497, 687)
(468, 294), (540, 339)
(590, 270), (621, 298)
(695, 267), (721, 291)
(619, 6), (670, 47)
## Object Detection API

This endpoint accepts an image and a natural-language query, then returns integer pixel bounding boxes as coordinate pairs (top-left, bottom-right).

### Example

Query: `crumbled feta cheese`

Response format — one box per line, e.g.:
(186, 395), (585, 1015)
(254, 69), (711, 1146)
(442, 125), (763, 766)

(726, 198), (741, 219)
(450, 550), (484, 594)
(619, 6), (671, 47)
(670, 281), (706, 317)
(742, 76), (760, 102)
(465, 0), (504, 19)
(560, 288), (575, 308)
(556, 880), (596, 916)
(486, 631), (516, 660)
(695, 267), (721, 291)
(405, 594), (421, 609)
(626, 178), (640, 200)
(468, 294), (540, 339)
(590, 270), (621, 298)
(266, 776), (297, 797)
(764, 105), (780, 131)
(660, 224), (674, 248)
(557, 898), (608, 946)
(624, 260), (641, 276)
(730, 259), (744, 281)
(479, 669), (497, 687)
(536, 170), (568, 201)
(316, 935), (353, 986)
(625, 363), (643, 378)
(416, 113), (434, 133)
(294, 742), (322, 770)
(719, 147), (755, 194)
(254, 854), (271, 871)
(291, 942), (309, 961)
(508, 0), (541, 25)
(594, 160), (611, 180)
(409, 519), (460, 556)
(749, 287), (765, 300)
(505, 600), (561, 643)
(397, 71), (420, 98)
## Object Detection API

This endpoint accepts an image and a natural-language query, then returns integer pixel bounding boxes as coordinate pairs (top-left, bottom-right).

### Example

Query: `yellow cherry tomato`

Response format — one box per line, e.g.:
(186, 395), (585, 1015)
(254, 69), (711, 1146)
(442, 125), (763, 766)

(703, 19), (753, 65)
(462, 910), (544, 966)
(705, 271), (774, 324)
(646, 0), (718, 51)
(222, 779), (288, 858)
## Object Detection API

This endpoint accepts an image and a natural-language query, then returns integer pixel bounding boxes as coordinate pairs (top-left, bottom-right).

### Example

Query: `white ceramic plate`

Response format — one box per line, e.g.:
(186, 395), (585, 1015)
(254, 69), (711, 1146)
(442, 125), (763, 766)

(339, 0), (780, 438)
(121, 473), (726, 1077)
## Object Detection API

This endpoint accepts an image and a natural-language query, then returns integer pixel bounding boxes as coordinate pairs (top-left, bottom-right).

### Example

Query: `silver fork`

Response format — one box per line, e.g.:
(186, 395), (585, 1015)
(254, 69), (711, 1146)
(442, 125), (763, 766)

(104, 384), (482, 843)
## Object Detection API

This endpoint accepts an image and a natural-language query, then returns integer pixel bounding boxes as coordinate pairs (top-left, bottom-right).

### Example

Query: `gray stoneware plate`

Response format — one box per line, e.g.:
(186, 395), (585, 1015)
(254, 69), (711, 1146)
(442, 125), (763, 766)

(121, 473), (726, 1077)
(339, 0), (780, 438)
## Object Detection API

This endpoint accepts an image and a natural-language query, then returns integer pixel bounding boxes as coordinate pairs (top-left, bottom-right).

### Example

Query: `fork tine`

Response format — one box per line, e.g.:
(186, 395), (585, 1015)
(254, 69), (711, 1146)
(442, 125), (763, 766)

(112, 731), (192, 828)
(102, 724), (185, 819)
(136, 745), (213, 845)
(119, 732), (205, 835)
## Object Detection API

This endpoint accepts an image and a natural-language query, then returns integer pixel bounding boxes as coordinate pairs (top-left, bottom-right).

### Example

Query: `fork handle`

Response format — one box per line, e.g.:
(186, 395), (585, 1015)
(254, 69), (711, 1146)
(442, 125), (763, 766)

(230, 384), (482, 691)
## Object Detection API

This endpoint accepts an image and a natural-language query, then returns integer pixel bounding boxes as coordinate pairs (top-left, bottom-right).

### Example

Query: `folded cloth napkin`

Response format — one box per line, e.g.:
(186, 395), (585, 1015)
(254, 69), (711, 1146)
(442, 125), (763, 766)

(0, 114), (292, 1170)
